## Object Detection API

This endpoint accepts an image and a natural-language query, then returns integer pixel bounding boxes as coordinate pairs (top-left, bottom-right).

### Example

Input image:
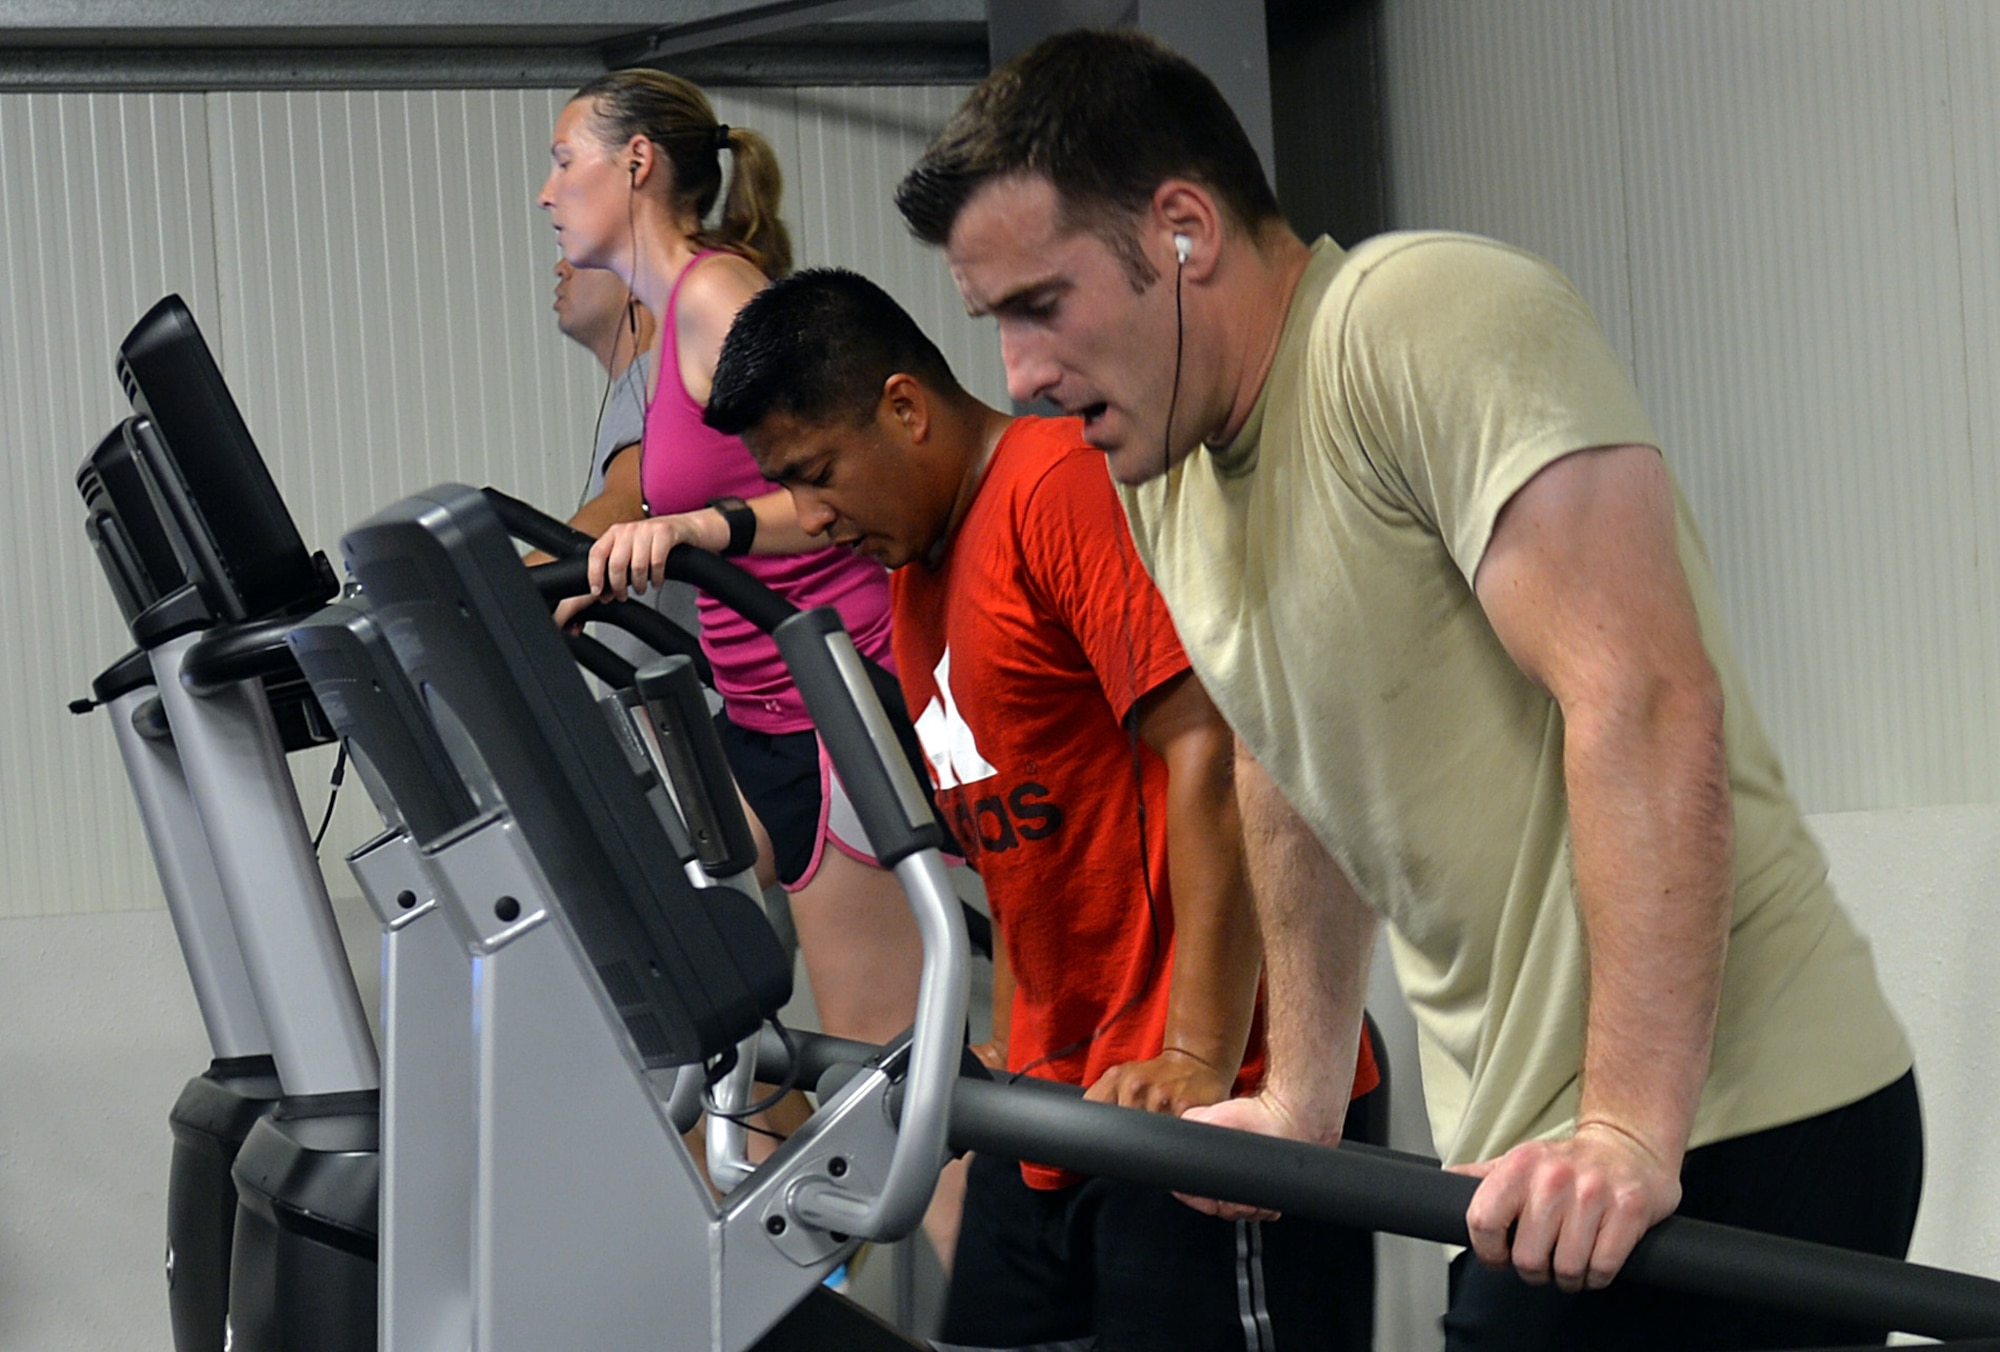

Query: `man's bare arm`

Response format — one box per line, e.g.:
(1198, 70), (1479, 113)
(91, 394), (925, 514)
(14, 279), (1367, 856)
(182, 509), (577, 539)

(568, 442), (645, 541)
(1176, 741), (1376, 1218)
(1463, 442), (1733, 1293)
(1087, 670), (1262, 1116)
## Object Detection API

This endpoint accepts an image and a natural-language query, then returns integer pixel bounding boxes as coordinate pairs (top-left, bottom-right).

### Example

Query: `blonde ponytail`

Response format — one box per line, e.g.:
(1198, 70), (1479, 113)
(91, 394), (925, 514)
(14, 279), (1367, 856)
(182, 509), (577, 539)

(707, 125), (792, 279)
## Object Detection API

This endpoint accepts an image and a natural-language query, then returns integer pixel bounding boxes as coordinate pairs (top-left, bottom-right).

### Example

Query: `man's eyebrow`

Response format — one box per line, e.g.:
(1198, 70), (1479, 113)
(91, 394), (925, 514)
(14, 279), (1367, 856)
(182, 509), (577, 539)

(754, 441), (814, 482)
(969, 276), (1067, 320)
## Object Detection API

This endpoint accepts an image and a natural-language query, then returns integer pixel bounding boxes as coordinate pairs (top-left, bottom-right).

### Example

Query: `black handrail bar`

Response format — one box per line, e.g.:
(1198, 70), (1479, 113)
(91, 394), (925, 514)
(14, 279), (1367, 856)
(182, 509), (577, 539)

(759, 1029), (2000, 1343)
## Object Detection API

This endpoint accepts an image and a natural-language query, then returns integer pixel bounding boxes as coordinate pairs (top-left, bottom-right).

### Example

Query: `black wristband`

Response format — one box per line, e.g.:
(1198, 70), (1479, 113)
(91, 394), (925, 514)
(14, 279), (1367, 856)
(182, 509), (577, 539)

(706, 496), (757, 557)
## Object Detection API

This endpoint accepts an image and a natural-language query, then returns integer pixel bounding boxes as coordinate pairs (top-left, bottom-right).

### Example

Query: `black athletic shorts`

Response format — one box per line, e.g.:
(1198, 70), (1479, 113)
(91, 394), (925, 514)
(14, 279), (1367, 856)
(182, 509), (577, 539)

(935, 1088), (1382, 1352)
(712, 715), (828, 890)
(713, 707), (959, 890)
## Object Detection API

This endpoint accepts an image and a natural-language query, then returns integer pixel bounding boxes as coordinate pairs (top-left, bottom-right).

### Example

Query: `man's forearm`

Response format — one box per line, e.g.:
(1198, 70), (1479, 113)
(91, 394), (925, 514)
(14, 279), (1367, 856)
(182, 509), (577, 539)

(975, 925), (1015, 1072)
(572, 443), (646, 541)
(1235, 742), (1376, 1140)
(1157, 720), (1260, 1079)
(1567, 679), (1733, 1169)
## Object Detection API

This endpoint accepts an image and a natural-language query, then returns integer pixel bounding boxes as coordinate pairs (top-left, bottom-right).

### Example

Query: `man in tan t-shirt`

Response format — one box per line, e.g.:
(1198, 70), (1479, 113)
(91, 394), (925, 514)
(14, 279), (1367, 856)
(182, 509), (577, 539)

(894, 27), (1919, 1352)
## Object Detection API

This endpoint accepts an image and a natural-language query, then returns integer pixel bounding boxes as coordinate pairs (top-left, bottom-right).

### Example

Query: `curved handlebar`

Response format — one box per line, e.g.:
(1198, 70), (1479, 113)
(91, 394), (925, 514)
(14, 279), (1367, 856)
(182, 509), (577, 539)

(566, 632), (637, 690)
(501, 495), (715, 684)
(486, 486), (885, 709)
(479, 487), (813, 640)
(532, 555), (591, 603)
(532, 556), (712, 685)
(764, 609), (960, 1241)
(662, 544), (795, 633)
(756, 1023), (2000, 1342)
(181, 616), (304, 696)
(483, 486), (595, 558)
(664, 546), (920, 751)
(592, 603), (709, 681)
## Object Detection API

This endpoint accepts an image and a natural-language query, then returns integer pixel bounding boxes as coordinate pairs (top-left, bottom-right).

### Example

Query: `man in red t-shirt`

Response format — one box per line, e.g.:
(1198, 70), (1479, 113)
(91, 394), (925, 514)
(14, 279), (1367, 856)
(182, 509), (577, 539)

(706, 267), (1380, 1352)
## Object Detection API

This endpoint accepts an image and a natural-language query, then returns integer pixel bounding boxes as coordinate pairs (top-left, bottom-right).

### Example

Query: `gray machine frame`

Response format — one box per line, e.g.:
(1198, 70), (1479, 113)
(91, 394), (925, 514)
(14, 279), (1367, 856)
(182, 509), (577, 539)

(298, 483), (964, 1351)
(97, 662), (271, 1064)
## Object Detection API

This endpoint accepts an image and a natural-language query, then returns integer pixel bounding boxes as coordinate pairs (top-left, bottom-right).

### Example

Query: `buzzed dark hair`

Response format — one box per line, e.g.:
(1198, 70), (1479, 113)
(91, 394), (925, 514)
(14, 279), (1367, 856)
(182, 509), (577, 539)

(894, 28), (1283, 287)
(705, 268), (960, 436)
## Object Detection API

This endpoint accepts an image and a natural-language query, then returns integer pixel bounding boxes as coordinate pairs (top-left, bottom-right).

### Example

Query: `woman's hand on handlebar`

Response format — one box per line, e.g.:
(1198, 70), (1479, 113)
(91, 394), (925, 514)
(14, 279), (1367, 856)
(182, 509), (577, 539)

(590, 513), (727, 603)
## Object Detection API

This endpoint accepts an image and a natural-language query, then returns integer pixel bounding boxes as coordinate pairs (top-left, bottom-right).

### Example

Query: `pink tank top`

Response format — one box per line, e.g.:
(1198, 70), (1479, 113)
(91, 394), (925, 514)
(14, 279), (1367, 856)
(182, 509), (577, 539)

(639, 251), (896, 733)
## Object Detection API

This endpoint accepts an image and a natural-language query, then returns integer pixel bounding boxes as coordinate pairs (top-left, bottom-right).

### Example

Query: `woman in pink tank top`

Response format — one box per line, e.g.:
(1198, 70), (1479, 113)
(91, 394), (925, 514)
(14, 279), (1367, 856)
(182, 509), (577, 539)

(537, 75), (966, 1258)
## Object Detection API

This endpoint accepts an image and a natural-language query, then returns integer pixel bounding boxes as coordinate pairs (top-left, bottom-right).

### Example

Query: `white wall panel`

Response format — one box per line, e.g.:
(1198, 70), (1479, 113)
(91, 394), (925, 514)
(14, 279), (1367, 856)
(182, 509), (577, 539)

(790, 84), (1007, 407)
(1947, 0), (2000, 809)
(1617, 1), (1976, 813)
(0, 93), (221, 919)
(1382, 0), (1635, 367)
(1383, 0), (2000, 814)
(1813, 801), (2000, 1287)
(201, 87), (604, 872)
(206, 87), (596, 557)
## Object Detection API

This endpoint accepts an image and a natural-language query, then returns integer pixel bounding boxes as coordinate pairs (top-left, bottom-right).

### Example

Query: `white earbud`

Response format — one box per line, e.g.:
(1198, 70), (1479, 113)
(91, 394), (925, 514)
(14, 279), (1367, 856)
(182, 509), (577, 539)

(1174, 233), (1192, 266)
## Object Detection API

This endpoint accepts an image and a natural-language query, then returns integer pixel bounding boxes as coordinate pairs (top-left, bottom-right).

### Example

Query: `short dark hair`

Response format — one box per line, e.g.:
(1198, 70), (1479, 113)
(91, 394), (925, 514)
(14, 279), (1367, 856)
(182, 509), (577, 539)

(704, 268), (960, 437)
(895, 28), (1282, 286)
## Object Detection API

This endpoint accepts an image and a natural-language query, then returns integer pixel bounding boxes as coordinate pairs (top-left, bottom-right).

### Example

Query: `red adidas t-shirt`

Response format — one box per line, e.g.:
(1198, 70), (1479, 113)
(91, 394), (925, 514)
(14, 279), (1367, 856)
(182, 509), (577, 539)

(892, 417), (1376, 1188)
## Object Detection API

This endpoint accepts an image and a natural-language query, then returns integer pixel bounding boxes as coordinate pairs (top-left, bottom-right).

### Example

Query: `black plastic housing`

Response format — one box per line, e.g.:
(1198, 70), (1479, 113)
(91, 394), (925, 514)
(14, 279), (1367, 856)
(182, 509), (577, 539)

(284, 601), (480, 846)
(166, 1056), (283, 1352)
(226, 1098), (380, 1352)
(341, 484), (790, 1069)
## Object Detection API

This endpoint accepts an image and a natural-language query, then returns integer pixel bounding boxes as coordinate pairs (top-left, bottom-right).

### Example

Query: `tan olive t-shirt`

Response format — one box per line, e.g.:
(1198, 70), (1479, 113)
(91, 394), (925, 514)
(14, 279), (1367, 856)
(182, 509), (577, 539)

(1118, 232), (1910, 1164)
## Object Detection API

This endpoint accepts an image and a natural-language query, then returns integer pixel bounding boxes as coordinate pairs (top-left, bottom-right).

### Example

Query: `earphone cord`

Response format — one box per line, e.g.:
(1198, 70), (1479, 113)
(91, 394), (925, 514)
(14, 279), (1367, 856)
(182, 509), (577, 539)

(628, 161), (652, 518)
(579, 161), (652, 519)
(575, 308), (625, 515)
(1164, 249), (1184, 482)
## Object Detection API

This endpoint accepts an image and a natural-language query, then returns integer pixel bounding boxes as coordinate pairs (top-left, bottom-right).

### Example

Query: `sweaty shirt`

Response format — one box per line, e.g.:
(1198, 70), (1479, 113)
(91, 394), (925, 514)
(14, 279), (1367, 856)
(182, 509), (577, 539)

(1117, 233), (1910, 1164)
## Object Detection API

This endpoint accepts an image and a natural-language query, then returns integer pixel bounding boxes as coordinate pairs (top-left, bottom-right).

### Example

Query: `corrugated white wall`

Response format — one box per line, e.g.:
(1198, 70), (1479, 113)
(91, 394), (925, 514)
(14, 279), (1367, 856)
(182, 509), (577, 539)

(0, 83), (997, 922)
(0, 93), (221, 923)
(1382, 0), (2000, 816)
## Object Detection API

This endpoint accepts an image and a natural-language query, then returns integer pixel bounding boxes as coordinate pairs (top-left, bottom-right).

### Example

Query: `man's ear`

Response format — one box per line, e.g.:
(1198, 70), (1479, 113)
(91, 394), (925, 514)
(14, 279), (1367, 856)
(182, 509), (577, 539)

(882, 372), (931, 444)
(1152, 178), (1222, 281)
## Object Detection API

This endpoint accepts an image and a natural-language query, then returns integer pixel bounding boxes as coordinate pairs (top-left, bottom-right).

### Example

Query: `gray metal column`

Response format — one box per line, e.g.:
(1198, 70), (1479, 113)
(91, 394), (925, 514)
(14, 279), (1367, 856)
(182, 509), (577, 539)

(987, 0), (1275, 187)
(147, 633), (380, 1097)
(104, 687), (271, 1060)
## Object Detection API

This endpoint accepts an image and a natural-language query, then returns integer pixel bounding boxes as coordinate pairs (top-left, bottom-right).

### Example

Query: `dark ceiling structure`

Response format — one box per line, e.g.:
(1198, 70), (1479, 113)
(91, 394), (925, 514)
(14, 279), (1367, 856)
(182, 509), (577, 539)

(0, 1), (991, 91)
(0, 0), (1383, 257)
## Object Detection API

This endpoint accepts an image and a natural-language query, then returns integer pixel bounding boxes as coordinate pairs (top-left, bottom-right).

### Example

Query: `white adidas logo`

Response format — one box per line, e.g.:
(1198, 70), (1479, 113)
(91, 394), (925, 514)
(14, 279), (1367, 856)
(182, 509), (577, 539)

(913, 649), (997, 790)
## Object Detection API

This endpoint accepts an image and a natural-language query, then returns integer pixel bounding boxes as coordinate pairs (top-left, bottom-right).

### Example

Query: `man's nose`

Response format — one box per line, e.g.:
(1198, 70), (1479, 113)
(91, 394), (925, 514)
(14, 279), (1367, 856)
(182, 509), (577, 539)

(1000, 325), (1057, 406)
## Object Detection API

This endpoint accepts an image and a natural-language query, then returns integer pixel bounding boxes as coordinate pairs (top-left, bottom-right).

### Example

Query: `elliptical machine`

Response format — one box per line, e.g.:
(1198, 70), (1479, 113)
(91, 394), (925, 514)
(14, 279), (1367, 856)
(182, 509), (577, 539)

(78, 296), (382, 1352)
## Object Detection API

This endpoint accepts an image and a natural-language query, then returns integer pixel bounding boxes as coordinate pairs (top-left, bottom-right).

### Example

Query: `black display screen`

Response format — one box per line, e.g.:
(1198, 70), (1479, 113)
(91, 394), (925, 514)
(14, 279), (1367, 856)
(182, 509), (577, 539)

(114, 295), (326, 622)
